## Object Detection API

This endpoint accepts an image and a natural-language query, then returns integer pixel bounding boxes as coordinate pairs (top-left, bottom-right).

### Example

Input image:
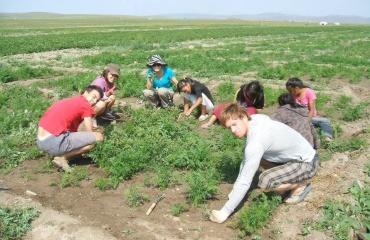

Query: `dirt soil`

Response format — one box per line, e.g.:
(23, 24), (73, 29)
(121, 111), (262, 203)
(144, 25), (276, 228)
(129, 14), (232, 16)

(1, 77), (370, 240)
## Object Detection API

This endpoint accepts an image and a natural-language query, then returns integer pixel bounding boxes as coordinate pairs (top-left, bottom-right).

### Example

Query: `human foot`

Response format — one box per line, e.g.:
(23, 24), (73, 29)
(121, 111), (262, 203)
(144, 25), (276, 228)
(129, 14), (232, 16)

(284, 183), (312, 205)
(52, 157), (72, 172)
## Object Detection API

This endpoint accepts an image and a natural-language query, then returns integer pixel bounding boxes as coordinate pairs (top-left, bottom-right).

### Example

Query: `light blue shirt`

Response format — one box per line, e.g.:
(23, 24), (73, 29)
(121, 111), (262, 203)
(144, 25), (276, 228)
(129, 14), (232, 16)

(146, 66), (175, 90)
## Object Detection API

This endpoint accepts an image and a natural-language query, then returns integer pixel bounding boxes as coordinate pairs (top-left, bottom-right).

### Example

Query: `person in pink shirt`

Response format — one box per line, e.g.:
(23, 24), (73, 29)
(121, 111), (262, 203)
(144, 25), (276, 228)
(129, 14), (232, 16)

(91, 64), (121, 126)
(286, 77), (333, 142)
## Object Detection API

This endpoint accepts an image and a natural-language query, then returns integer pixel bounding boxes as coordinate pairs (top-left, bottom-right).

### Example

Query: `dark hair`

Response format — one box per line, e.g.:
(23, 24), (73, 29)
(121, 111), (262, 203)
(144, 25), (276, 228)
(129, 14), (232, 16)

(101, 69), (110, 80)
(83, 85), (104, 99)
(177, 77), (194, 93)
(236, 81), (265, 109)
(285, 77), (308, 89)
(278, 92), (301, 108)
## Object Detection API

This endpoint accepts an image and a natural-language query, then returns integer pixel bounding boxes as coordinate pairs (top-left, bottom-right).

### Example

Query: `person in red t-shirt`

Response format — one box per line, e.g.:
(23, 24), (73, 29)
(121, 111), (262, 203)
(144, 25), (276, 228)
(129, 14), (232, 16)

(37, 85), (104, 172)
(201, 102), (257, 129)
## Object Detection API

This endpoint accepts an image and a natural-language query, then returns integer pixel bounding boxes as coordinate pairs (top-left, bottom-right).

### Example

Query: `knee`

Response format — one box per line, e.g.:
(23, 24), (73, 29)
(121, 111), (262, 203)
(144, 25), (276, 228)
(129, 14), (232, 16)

(95, 101), (106, 111)
(143, 89), (152, 97)
(108, 95), (116, 102)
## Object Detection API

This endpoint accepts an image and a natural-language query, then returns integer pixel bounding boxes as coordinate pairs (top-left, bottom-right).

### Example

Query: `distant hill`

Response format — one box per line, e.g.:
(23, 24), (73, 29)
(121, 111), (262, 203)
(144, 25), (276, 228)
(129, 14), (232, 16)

(1, 12), (369, 24)
(162, 13), (370, 24)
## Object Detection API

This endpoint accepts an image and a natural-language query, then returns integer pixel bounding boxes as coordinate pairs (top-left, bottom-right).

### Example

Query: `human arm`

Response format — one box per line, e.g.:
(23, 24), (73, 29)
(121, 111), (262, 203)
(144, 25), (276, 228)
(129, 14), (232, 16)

(170, 76), (178, 86)
(185, 97), (202, 116)
(84, 116), (94, 132)
(307, 100), (315, 119)
(201, 115), (217, 128)
(210, 142), (264, 223)
(106, 85), (118, 97)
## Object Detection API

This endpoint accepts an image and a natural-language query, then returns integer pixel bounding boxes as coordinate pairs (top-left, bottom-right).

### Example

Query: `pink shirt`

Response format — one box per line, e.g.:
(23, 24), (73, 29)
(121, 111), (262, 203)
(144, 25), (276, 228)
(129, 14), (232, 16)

(294, 88), (317, 117)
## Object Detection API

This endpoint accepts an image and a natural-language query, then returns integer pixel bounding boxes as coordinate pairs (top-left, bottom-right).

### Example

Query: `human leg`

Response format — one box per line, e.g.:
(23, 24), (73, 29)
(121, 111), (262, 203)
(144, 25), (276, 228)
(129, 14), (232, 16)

(258, 154), (318, 203)
(100, 95), (117, 120)
(38, 131), (102, 171)
(312, 117), (333, 141)
(157, 88), (174, 108)
(143, 89), (159, 107)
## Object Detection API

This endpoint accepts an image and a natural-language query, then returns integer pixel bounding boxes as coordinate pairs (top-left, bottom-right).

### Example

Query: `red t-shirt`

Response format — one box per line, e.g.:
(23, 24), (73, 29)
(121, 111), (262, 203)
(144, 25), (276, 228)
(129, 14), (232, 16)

(213, 103), (257, 120)
(39, 95), (95, 136)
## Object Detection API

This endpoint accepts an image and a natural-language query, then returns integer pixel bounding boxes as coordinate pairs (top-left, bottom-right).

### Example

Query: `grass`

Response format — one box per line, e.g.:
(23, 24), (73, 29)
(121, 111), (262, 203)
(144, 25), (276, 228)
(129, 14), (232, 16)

(0, 206), (40, 240)
(0, 16), (369, 238)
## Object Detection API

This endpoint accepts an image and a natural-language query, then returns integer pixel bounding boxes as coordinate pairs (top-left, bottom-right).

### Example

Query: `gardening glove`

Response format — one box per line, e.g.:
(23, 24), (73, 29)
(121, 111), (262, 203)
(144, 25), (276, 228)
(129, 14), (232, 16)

(210, 209), (229, 223)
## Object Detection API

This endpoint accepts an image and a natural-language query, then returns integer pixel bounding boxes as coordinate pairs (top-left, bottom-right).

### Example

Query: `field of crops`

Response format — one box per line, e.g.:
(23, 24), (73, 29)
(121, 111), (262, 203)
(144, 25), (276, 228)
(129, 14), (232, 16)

(0, 15), (369, 239)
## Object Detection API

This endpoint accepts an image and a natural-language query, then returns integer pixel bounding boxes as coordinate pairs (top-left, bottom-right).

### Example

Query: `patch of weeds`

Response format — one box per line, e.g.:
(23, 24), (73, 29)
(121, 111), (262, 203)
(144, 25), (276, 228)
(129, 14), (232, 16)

(171, 202), (190, 216)
(0, 206), (40, 240)
(38, 159), (54, 174)
(229, 192), (281, 238)
(20, 170), (37, 182)
(154, 166), (173, 190)
(186, 169), (220, 207)
(300, 220), (314, 236)
(216, 82), (235, 102)
(315, 180), (370, 239)
(95, 177), (119, 191)
(325, 137), (367, 153)
(124, 186), (150, 208)
(341, 102), (369, 122)
(49, 179), (58, 187)
(60, 167), (89, 188)
(364, 163), (370, 177)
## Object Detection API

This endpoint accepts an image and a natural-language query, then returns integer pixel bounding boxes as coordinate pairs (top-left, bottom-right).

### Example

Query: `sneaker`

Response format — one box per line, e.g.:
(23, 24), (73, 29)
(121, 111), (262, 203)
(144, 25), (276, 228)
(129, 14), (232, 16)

(100, 112), (116, 121)
(198, 114), (209, 122)
(52, 157), (72, 172)
(92, 118), (98, 128)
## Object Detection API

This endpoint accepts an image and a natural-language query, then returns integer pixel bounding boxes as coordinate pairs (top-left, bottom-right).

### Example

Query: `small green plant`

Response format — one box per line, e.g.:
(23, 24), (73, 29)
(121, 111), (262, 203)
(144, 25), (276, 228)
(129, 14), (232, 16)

(155, 166), (172, 190)
(171, 202), (190, 216)
(95, 177), (119, 191)
(230, 192), (281, 237)
(315, 180), (370, 239)
(0, 206), (40, 239)
(124, 186), (150, 208)
(185, 169), (220, 206)
(60, 167), (89, 188)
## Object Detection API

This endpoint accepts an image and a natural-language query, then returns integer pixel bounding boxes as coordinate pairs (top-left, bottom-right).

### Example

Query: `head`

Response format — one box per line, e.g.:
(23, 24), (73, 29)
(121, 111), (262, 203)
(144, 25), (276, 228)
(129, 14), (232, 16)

(102, 64), (120, 83)
(277, 92), (299, 108)
(285, 77), (306, 96)
(220, 102), (251, 138)
(82, 85), (104, 106)
(177, 77), (194, 94)
(242, 81), (265, 109)
(146, 55), (167, 72)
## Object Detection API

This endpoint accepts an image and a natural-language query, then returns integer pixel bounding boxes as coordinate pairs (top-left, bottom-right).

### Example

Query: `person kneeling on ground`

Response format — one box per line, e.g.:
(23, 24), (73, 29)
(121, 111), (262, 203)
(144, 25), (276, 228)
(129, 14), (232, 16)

(91, 64), (121, 126)
(177, 77), (214, 122)
(36, 85), (104, 172)
(210, 102), (318, 223)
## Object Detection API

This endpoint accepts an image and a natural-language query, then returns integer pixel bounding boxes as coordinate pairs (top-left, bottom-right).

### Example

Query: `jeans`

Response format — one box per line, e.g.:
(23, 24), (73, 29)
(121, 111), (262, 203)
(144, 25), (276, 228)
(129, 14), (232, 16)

(312, 117), (333, 139)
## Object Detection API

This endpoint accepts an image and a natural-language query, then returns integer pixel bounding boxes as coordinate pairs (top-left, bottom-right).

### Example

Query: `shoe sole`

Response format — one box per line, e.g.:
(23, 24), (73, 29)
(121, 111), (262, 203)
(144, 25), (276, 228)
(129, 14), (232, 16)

(52, 159), (72, 172)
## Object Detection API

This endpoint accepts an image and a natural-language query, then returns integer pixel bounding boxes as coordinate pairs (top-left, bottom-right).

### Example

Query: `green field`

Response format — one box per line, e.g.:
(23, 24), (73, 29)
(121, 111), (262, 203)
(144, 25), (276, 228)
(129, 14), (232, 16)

(0, 15), (369, 238)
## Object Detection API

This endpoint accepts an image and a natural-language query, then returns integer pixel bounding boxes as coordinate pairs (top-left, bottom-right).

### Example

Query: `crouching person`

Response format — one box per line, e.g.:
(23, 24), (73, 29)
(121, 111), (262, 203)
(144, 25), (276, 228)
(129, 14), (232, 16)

(210, 102), (318, 223)
(36, 85), (104, 172)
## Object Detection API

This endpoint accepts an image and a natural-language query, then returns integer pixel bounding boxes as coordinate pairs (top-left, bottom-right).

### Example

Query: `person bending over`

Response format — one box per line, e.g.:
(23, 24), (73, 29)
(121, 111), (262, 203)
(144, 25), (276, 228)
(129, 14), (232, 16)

(36, 85), (104, 172)
(210, 102), (318, 223)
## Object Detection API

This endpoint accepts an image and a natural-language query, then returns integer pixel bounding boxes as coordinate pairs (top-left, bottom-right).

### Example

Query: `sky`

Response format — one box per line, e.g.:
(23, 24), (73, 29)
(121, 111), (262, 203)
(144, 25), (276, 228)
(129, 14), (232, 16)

(1, 0), (369, 18)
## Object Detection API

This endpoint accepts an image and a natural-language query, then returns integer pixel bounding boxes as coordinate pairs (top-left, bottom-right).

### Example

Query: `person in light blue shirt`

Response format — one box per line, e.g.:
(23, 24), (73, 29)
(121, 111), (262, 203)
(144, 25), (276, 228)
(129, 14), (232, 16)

(143, 55), (178, 109)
